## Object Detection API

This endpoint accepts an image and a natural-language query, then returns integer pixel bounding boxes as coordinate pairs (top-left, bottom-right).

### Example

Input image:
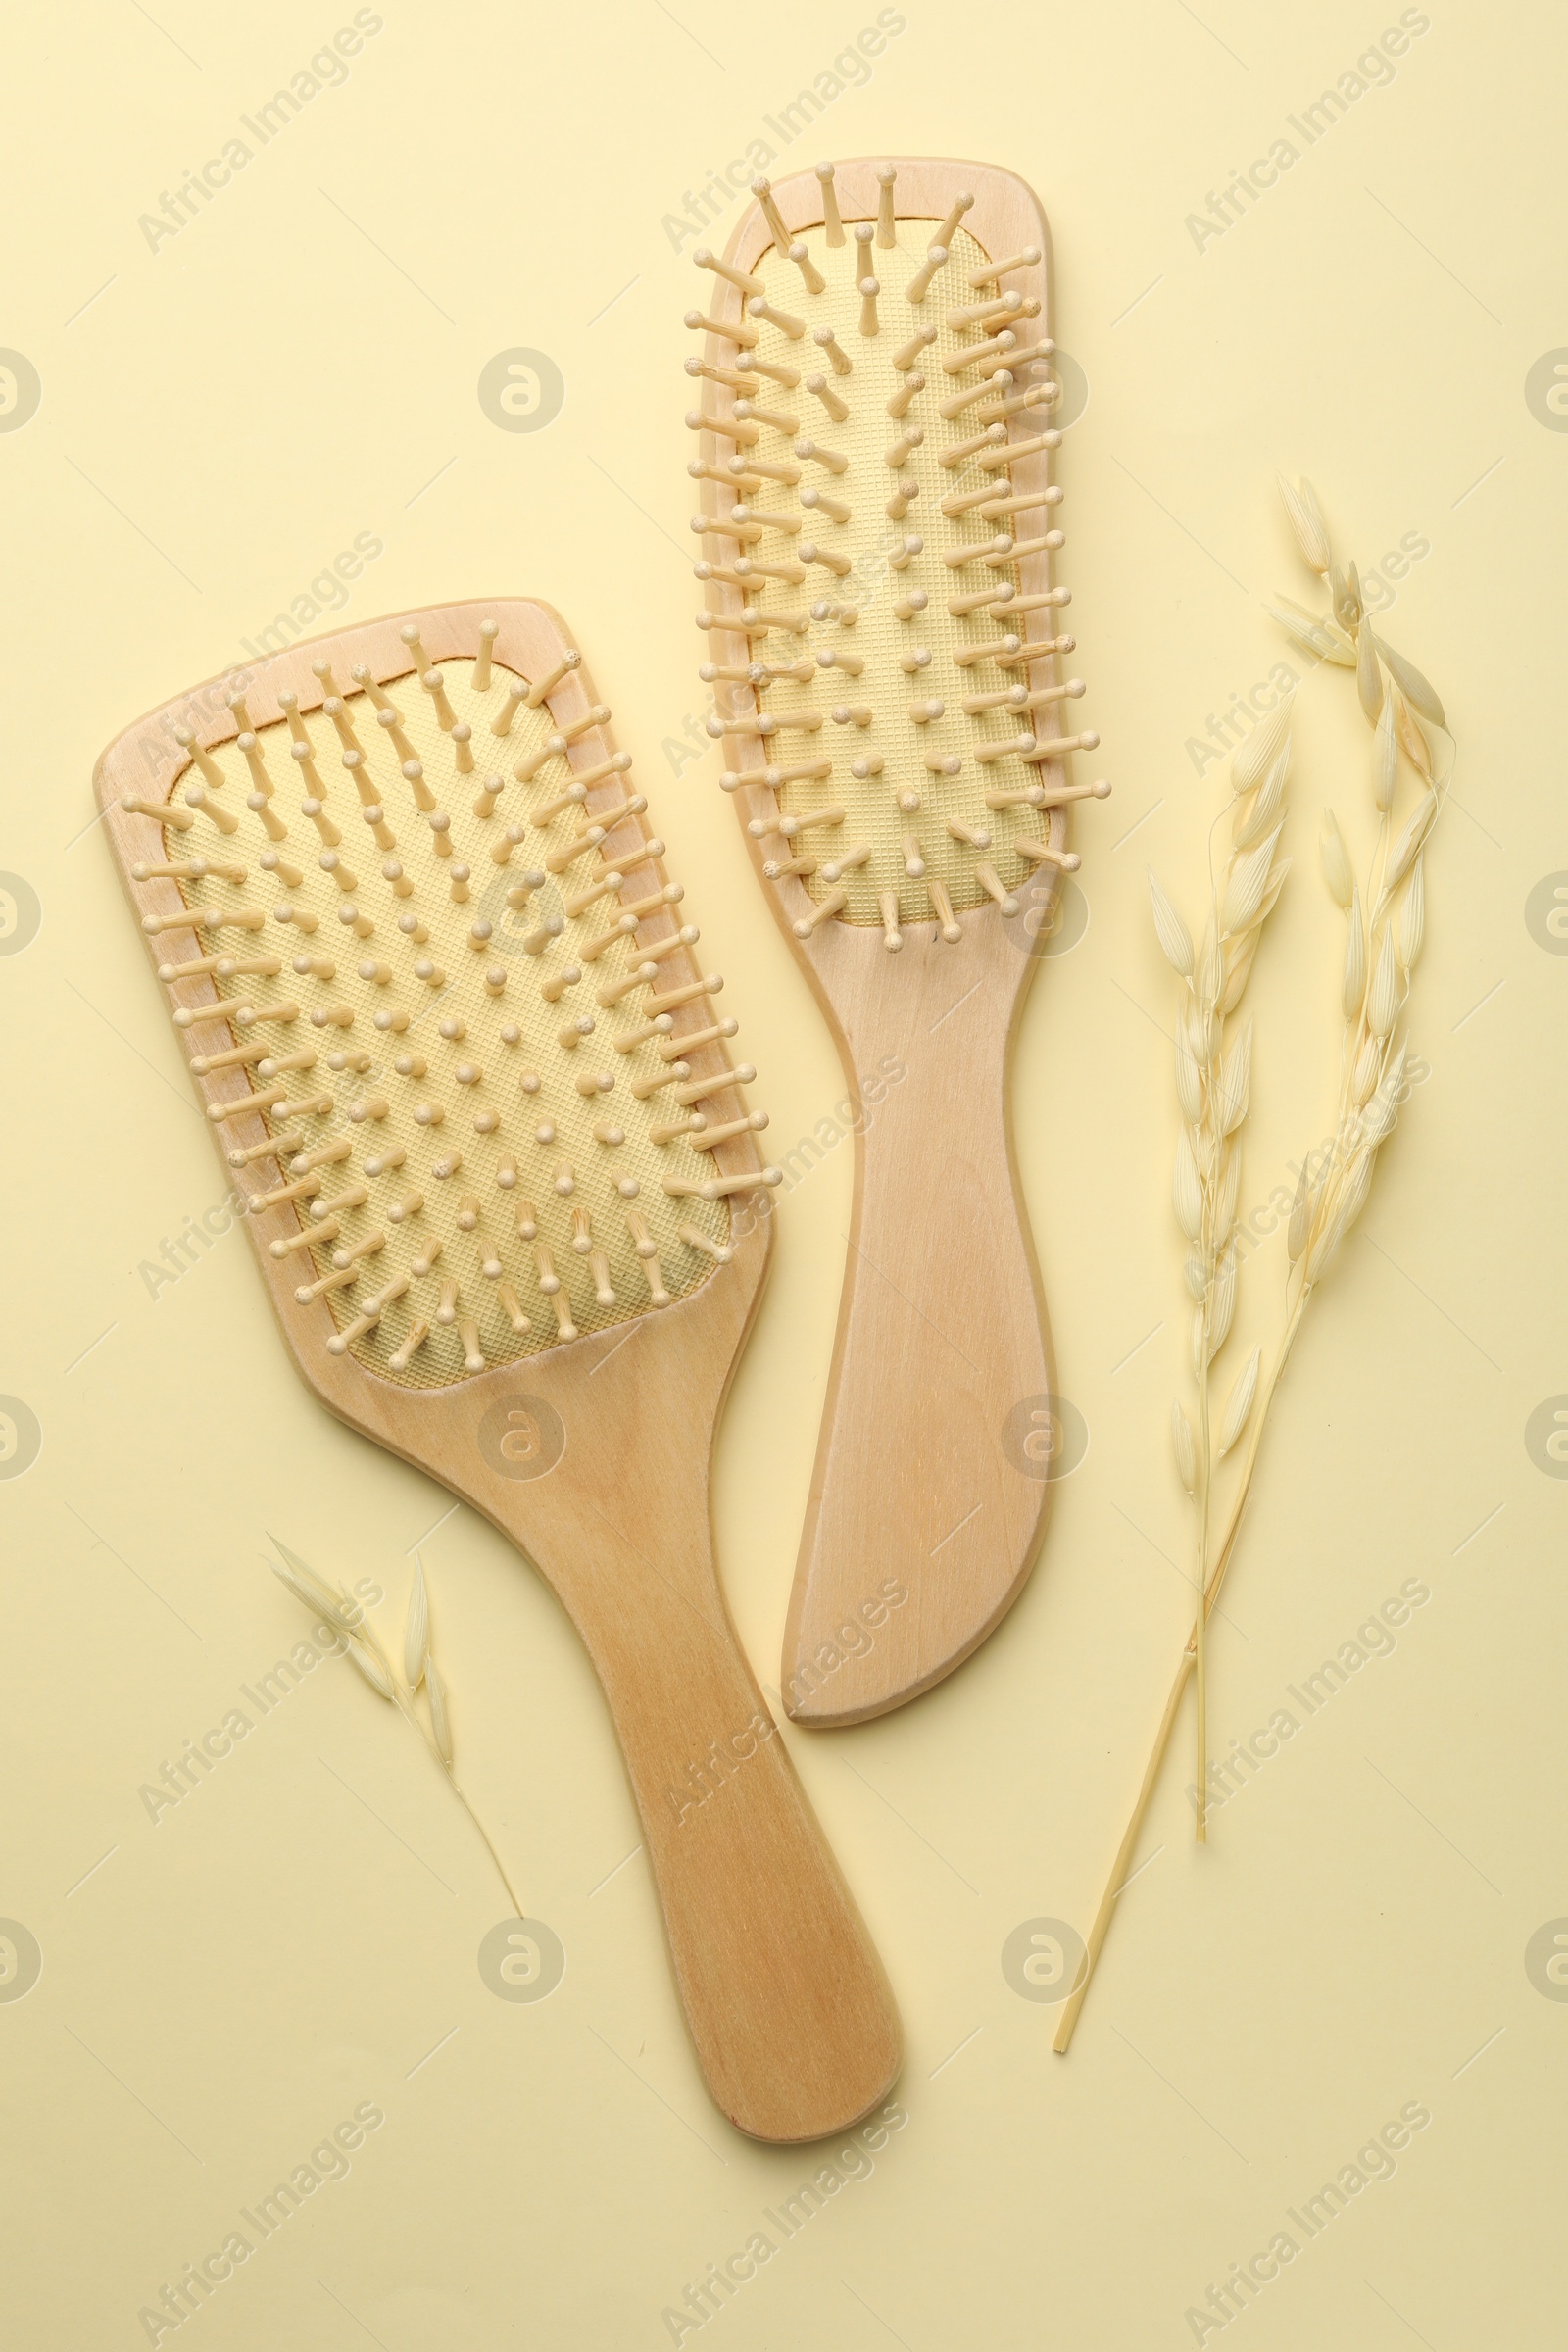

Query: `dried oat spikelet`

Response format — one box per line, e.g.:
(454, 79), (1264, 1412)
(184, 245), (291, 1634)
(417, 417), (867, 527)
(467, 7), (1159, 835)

(425, 1653), (455, 1766)
(345, 1639), (396, 1699)
(1216, 1344), (1260, 1458)
(1276, 474), (1331, 576)
(404, 1555), (430, 1690)
(1319, 810), (1353, 907)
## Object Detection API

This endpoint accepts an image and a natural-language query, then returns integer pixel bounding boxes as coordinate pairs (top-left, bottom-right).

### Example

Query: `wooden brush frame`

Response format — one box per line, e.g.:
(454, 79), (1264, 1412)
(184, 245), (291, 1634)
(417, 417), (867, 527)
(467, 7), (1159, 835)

(95, 601), (903, 2143)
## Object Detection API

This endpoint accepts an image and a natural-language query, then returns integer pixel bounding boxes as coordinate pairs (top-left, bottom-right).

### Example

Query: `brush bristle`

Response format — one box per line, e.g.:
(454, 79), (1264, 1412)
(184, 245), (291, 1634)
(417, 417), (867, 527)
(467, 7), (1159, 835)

(690, 172), (1102, 946)
(141, 635), (773, 1385)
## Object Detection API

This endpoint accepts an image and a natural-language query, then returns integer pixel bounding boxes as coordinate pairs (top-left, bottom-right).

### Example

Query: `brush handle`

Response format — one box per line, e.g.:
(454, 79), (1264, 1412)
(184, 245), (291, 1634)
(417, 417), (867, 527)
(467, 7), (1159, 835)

(495, 1483), (902, 2143)
(781, 932), (1054, 1723)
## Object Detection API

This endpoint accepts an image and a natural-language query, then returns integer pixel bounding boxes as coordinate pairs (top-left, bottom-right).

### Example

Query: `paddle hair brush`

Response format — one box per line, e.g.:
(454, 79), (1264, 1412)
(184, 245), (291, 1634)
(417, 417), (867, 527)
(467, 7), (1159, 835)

(684, 159), (1108, 1724)
(94, 598), (901, 2142)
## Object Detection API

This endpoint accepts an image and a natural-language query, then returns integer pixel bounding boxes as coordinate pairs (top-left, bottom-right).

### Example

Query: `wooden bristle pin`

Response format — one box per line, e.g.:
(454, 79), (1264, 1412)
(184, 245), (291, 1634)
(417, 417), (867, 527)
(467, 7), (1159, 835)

(525, 649), (581, 708)
(419, 668), (457, 731)
(945, 331), (1020, 380)
(927, 877), (963, 944)
(471, 618), (498, 692)
(814, 161), (844, 244)
(807, 373), (850, 424)
(750, 293), (805, 339)
(686, 357), (761, 397)
(940, 373), (1009, 420)
(792, 889), (847, 939)
(948, 288), (1023, 332)
(928, 188), (974, 251)
(172, 727), (225, 788)
(968, 243), (1042, 288)
(874, 166), (897, 246)
(751, 359), (803, 403)
(975, 861), (1020, 916)
(1014, 836), (1081, 872)
(183, 783), (240, 834)
(134, 858), (244, 885)
(687, 304), (760, 349)
(981, 382), (1058, 424)
(687, 405), (760, 447)
(858, 273), (880, 339)
(1022, 730), (1101, 763)
(786, 239), (826, 296)
(229, 1126), (303, 1167)
(943, 423), (1008, 469)
(999, 633), (1076, 665)
(750, 174), (792, 252)
(906, 246), (946, 306)
(696, 246), (764, 297)
(385, 1318), (429, 1373)
(886, 372), (923, 421)
(798, 486), (853, 528)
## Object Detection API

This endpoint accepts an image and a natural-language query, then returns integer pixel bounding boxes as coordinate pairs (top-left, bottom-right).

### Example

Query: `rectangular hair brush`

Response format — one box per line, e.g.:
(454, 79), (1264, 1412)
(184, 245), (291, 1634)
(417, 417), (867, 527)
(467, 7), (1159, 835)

(95, 599), (901, 2142)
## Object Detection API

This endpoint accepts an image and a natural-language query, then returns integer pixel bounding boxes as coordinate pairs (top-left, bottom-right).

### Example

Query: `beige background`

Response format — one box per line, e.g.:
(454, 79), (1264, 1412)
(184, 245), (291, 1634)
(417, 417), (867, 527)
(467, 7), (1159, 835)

(2, 1), (1563, 2344)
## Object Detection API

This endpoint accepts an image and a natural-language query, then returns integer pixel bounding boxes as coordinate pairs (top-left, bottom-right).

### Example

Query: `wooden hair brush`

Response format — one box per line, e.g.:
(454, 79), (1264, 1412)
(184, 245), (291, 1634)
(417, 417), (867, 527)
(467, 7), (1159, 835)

(684, 159), (1107, 1725)
(94, 599), (901, 2143)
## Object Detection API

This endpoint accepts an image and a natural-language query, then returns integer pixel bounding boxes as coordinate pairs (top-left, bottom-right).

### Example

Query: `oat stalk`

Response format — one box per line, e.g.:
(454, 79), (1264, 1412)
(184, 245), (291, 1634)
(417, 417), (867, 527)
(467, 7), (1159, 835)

(1151, 694), (1293, 1839)
(1055, 478), (1451, 2047)
(269, 1536), (525, 1919)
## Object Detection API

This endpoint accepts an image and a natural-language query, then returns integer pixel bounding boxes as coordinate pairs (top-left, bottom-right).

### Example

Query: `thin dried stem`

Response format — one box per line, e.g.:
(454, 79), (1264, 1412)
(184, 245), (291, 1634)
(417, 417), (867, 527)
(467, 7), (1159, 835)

(1055, 1290), (1309, 2051)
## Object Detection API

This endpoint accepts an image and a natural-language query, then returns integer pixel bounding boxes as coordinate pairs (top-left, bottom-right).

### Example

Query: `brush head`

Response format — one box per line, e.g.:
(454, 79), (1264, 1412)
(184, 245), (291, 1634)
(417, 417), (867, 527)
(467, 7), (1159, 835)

(689, 160), (1102, 957)
(100, 603), (777, 1390)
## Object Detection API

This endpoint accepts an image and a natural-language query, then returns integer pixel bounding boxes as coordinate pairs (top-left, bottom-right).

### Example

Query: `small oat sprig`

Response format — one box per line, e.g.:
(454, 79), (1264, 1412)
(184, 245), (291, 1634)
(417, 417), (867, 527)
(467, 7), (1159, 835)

(1054, 477), (1451, 2051)
(269, 1537), (522, 1916)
